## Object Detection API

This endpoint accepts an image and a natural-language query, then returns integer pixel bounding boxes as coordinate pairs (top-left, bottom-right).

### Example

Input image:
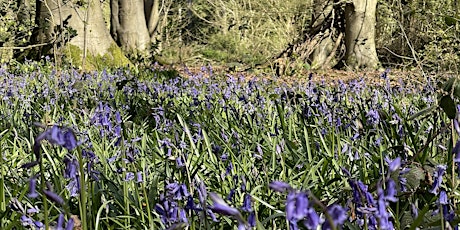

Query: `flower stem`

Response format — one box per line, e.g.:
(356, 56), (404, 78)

(39, 159), (49, 230)
(78, 147), (88, 230)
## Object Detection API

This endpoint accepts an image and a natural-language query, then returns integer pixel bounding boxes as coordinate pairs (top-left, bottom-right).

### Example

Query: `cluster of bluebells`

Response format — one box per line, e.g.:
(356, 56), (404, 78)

(19, 125), (79, 229)
(269, 181), (347, 230)
(342, 157), (402, 230)
(155, 177), (257, 230)
(90, 102), (122, 141)
(428, 165), (455, 223)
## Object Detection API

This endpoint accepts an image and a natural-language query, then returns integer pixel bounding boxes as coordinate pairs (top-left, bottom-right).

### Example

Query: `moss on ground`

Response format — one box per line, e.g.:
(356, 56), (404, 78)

(63, 43), (131, 70)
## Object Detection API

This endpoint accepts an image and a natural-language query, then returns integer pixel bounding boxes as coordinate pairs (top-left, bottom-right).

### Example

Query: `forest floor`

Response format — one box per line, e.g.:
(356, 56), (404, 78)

(178, 65), (449, 88)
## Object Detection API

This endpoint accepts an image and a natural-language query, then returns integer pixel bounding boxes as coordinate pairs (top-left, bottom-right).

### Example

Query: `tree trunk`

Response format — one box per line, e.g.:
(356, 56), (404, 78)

(309, 0), (336, 69)
(111, 0), (160, 56)
(32, 0), (117, 57)
(344, 0), (379, 69)
(145, 0), (161, 41)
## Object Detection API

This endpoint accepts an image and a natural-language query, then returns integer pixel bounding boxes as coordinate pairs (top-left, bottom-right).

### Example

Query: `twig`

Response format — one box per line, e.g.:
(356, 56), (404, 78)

(382, 47), (414, 60)
(0, 43), (52, 50)
(398, 22), (427, 80)
(324, 32), (343, 68)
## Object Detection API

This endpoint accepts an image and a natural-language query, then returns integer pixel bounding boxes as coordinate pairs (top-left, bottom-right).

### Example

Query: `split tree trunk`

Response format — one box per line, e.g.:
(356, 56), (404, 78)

(344, 0), (379, 69)
(111, 0), (160, 56)
(309, 0), (336, 69)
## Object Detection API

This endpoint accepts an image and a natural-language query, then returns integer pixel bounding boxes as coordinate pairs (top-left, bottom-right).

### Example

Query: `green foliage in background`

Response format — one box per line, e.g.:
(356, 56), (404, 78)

(2, 0), (460, 71)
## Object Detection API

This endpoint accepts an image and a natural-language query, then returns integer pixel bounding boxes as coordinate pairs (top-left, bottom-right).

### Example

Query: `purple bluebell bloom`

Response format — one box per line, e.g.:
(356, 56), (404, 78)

(385, 179), (398, 202)
(66, 177), (80, 197)
(209, 192), (241, 216)
(269, 181), (292, 193)
(248, 212), (256, 227)
(43, 190), (64, 205)
(411, 203), (418, 218)
(136, 171), (143, 183)
(34, 126), (78, 158)
(453, 140), (460, 163)
(34, 221), (44, 228)
(241, 194), (252, 212)
(20, 215), (34, 227)
(366, 109), (380, 126)
(377, 188), (393, 230)
(387, 157), (401, 172)
(124, 172), (135, 181)
(28, 177), (39, 198)
(322, 204), (348, 230)
(63, 157), (78, 179)
(429, 165), (447, 195)
(56, 213), (65, 230)
(65, 217), (74, 230)
(439, 190), (448, 205)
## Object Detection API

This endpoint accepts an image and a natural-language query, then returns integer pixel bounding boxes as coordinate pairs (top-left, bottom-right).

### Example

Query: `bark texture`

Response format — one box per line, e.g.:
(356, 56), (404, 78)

(34, 0), (116, 57)
(344, 0), (379, 69)
(111, 0), (160, 55)
(309, 0), (336, 69)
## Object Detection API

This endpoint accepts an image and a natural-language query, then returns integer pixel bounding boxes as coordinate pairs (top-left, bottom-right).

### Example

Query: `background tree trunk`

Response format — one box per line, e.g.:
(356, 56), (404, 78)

(344, 0), (379, 69)
(33, 0), (117, 57)
(309, 0), (336, 69)
(111, 0), (158, 56)
(145, 0), (161, 41)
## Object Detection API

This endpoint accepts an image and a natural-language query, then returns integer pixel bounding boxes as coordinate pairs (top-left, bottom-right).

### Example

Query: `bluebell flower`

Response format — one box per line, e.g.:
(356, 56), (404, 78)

(411, 203), (418, 218)
(176, 156), (184, 168)
(248, 211), (256, 227)
(124, 172), (135, 181)
(303, 206), (320, 230)
(269, 181), (292, 193)
(28, 177), (39, 198)
(197, 181), (207, 205)
(453, 140), (460, 163)
(385, 179), (398, 202)
(21, 215), (34, 227)
(241, 194), (252, 212)
(56, 213), (65, 230)
(377, 188), (393, 230)
(386, 157), (401, 172)
(65, 217), (74, 230)
(322, 204), (348, 230)
(366, 109), (380, 126)
(63, 157), (78, 179)
(136, 171), (143, 183)
(429, 165), (447, 195)
(43, 190), (64, 205)
(454, 119), (460, 136)
(166, 182), (189, 200)
(155, 195), (184, 226)
(439, 190), (448, 205)
(227, 189), (235, 202)
(34, 220), (44, 229)
(27, 205), (39, 214)
(209, 192), (241, 216)
(66, 178), (80, 197)
(34, 126), (78, 159)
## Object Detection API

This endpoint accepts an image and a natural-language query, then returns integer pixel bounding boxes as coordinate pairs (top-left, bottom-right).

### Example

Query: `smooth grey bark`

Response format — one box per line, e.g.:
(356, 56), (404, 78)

(146, 0), (160, 39)
(111, 0), (160, 55)
(34, 0), (116, 56)
(344, 0), (379, 69)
